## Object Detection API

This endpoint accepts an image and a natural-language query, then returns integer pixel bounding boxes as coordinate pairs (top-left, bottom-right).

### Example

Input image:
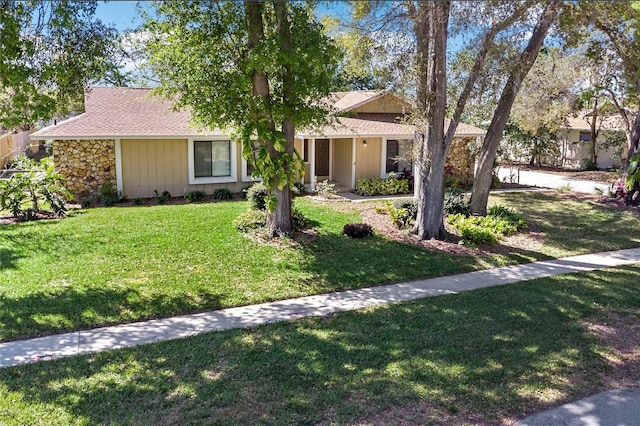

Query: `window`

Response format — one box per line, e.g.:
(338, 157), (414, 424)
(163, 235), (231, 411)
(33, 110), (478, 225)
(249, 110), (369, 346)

(241, 141), (262, 182)
(386, 139), (413, 174)
(188, 139), (237, 184)
(579, 131), (591, 142)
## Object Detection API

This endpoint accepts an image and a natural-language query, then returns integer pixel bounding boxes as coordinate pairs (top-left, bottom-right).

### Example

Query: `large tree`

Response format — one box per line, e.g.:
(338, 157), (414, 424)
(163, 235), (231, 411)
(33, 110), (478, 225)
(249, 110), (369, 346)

(348, 1), (542, 239)
(507, 49), (582, 167)
(145, 1), (340, 237)
(410, 0), (537, 239)
(588, 2), (640, 204)
(0, 1), (119, 130)
(470, 1), (562, 215)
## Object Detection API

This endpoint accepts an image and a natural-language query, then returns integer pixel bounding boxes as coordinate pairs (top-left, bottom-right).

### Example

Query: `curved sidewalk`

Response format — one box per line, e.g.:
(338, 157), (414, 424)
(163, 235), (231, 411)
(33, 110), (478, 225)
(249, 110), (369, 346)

(497, 167), (612, 194)
(2, 247), (640, 369)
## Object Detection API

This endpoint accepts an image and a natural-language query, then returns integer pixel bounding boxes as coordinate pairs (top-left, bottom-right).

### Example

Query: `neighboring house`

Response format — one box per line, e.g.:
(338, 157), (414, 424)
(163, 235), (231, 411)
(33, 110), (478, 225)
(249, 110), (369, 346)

(30, 87), (485, 199)
(555, 111), (629, 170)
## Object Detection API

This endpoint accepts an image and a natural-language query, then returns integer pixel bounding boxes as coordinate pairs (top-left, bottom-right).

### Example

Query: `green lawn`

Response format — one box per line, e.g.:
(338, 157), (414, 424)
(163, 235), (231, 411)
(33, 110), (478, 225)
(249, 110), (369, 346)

(1, 192), (639, 342)
(2, 264), (639, 425)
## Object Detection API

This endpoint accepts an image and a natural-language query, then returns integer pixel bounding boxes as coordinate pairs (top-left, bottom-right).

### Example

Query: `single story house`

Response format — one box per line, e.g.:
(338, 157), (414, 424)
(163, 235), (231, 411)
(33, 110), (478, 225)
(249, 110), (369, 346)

(554, 111), (630, 170)
(31, 87), (485, 199)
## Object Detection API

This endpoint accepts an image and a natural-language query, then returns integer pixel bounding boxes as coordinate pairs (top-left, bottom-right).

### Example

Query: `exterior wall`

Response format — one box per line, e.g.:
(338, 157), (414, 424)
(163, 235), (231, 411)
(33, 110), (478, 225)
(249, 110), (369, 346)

(355, 137), (382, 181)
(446, 137), (475, 187)
(352, 94), (412, 114)
(121, 139), (249, 199)
(53, 139), (116, 198)
(0, 130), (37, 168)
(331, 138), (353, 188)
(121, 139), (188, 198)
(295, 138), (312, 185)
(556, 129), (625, 169)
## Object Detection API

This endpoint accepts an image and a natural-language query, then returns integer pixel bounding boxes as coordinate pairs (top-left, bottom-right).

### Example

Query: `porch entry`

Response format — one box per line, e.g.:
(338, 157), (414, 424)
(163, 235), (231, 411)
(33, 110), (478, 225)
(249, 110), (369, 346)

(315, 138), (330, 178)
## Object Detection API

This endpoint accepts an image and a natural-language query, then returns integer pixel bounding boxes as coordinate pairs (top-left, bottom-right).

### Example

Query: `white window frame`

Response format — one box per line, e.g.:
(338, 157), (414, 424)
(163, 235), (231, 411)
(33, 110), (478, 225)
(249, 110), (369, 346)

(241, 147), (263, 183)
(188, 137), (237, 184)
(382, 138), (414, 178)
(241, 160), (262, 183)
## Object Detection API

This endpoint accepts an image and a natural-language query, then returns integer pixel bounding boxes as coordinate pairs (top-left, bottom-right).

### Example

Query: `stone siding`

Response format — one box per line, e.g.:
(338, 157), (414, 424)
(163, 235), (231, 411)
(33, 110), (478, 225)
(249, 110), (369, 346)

(53, 139), (116, 198)
(446, 137), (476, 187)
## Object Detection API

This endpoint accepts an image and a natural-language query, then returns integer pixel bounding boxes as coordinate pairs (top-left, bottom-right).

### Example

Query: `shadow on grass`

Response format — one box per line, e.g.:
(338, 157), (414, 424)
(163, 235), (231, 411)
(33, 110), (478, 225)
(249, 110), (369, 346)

(0, 247), (22, 270)
(0, 286), (222, 342)
(3, 266), (639, 425)
(495, 192), (640, 254)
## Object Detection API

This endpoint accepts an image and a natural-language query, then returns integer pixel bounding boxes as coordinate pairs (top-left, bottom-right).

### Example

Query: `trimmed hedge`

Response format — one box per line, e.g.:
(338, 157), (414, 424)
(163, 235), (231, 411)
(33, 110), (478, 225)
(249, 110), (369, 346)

(355, 177), (410, 196)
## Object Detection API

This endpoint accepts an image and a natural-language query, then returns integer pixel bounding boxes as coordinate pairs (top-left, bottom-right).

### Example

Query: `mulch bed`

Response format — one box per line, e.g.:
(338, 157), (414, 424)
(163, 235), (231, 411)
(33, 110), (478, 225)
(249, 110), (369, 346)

(356, 203), (544, 257)
(0, 210), (61, 225)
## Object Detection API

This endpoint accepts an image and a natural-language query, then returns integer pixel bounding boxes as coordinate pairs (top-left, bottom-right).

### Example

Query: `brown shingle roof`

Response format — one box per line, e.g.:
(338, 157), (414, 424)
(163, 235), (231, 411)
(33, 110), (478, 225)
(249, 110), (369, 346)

(565, 111), (630, 132)
(328, 90), (386, 112)
(32, 87), (485, 140)
(32, 87), (224, 139)
(299, 117), (485, 138)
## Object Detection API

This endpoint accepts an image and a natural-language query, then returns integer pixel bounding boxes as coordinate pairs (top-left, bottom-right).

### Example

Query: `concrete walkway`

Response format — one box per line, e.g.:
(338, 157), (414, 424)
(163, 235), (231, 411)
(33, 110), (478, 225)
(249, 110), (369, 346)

(497, 167), (612, 194)
(516, 387), (640, 426)
(2, 248), (640, 369)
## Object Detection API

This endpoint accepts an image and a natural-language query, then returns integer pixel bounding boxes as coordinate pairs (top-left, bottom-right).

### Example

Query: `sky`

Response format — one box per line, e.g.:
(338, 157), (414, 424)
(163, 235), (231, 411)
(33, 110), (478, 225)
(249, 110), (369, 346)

(95, 1), (147, 31)
(95, 1), (351, 31)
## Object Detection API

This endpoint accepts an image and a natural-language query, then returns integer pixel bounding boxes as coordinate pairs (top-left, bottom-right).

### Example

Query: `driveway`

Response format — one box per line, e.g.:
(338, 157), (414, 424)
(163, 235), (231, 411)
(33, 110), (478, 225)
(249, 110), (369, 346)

(497, 166), (612, 194)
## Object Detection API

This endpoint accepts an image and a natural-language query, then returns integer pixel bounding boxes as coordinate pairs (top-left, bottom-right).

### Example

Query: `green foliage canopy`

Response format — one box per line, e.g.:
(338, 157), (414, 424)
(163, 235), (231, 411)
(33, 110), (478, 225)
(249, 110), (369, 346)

(0, 1), (119, 130)
(144, 1), (341, 191)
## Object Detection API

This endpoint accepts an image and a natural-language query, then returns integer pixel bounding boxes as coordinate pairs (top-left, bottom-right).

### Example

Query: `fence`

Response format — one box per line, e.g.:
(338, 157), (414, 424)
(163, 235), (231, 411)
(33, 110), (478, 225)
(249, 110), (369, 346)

(0, 130), (37, 169)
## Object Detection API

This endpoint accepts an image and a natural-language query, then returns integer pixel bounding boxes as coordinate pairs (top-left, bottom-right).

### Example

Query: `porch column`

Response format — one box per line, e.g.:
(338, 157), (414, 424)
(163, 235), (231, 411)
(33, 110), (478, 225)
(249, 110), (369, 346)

(380, 137), (387, 178)
(115, 139), (123, 194)
(351, 137), (356, 189)
(329, 139), (333, 181)
(309, 138), (316, 189)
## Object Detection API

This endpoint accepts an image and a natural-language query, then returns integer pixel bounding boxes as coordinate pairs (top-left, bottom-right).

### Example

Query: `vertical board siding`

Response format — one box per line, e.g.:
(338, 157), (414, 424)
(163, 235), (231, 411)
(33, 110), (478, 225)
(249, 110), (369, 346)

(331, 138), (352, 188)
(121, 139), (189, 199)
(355, 137), (382, 180)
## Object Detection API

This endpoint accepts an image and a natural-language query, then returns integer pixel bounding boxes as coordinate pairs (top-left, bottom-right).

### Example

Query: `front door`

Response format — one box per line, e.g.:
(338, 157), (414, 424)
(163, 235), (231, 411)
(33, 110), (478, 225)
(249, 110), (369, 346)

(315, 139), (330, 177)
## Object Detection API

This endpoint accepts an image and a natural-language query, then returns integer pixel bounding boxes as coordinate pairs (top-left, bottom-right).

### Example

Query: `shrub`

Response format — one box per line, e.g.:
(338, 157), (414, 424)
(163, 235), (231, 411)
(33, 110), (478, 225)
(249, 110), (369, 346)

(392, 199), (418, 219)
(443, 189), (470, 216)
(0, 155), (72, 218)
(185, 190), (206, 203)
(99, 182), (120, 206)
(315, 179), (336, 198)
(447, 207), (526, 246)
(79, 195), (96, 209)
(612, 179), (627, 199)
(343, 222), (373, 238)
(0, 177), (27, 217)
(213, 188), (232, 200)
(389, 206), (412, 229)
(246, 183), (268, 210)
(154, 189), (171, 204)
(447, 214), (498, 245)
(582, 158), (597, 171)
(374, 203), (390, 215)
(355, 176), (410, 196)
(292, 182), (306, 197)
(233, 209), (266, 232)
(487, 204), (527, 231)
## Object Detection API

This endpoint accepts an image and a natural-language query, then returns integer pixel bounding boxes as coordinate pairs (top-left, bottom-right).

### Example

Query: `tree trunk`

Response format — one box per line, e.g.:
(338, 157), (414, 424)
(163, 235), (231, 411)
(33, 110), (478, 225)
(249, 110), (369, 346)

(246, 0), (294, 237)
(470, 2), (561, 216)
(413, 1), (450, 240)
(589, 97), (599, 167)
(625, 96), (640, 205)
(265, 1), (296, 237)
